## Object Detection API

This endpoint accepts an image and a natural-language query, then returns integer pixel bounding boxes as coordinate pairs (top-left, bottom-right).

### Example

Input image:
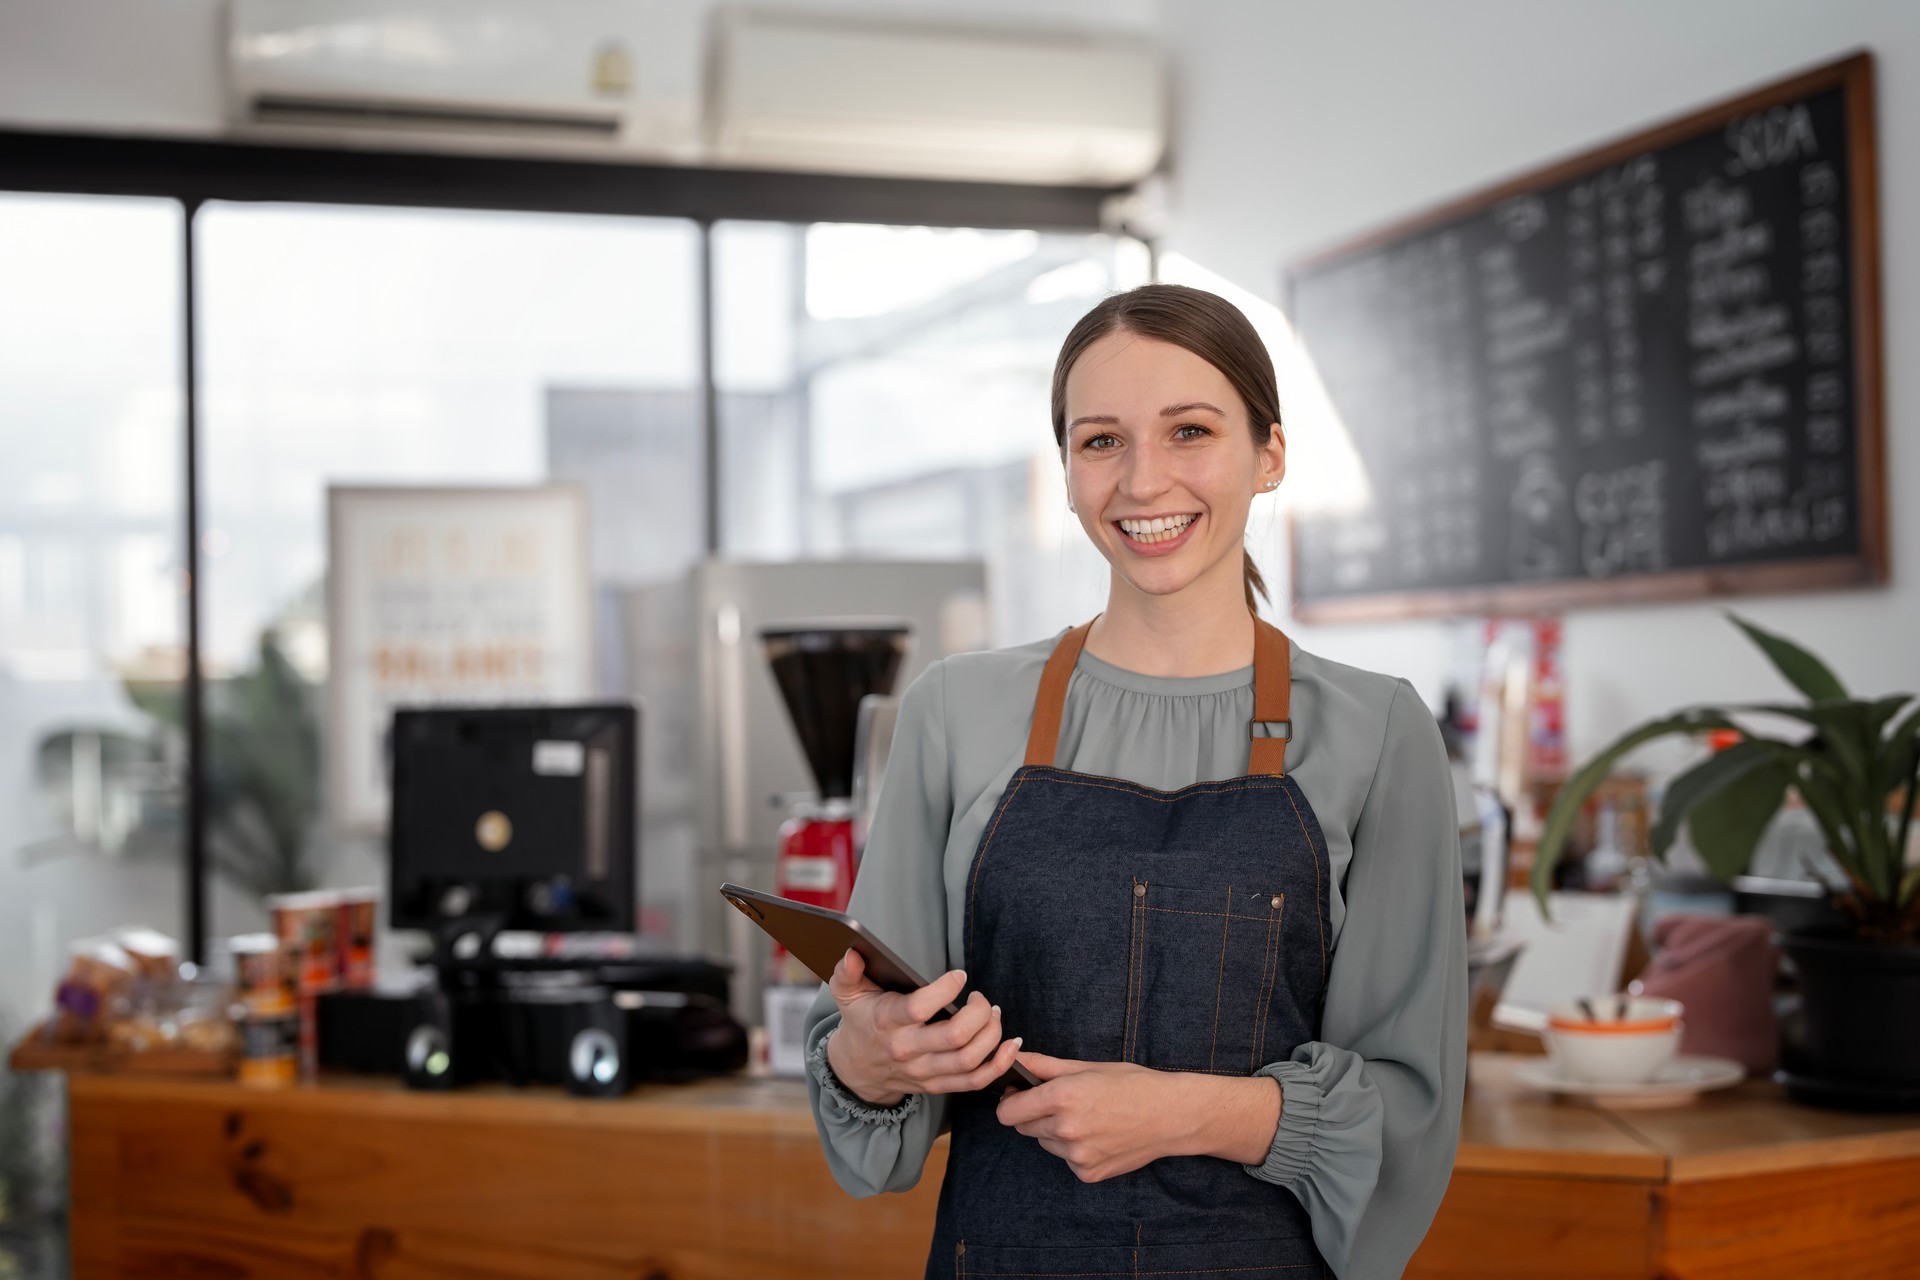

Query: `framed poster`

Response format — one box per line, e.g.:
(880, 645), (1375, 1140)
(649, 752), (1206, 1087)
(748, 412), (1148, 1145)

(327, 485), (593, 833)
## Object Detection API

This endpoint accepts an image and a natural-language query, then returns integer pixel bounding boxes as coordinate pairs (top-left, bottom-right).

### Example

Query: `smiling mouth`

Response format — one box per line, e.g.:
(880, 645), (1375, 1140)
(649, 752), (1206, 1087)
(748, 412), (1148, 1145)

(1114, 513), (1199, 546)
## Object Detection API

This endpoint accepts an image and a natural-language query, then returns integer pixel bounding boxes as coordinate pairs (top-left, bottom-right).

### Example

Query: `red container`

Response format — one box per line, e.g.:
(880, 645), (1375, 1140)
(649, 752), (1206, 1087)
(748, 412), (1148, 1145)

(774, 800), (859, 949)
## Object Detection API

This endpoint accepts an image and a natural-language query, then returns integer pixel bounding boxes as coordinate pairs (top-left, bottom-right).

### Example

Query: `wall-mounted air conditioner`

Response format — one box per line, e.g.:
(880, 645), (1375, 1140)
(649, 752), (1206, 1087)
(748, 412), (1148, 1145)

(709, 9), (1166, 186)
(227, 0), (703, 160)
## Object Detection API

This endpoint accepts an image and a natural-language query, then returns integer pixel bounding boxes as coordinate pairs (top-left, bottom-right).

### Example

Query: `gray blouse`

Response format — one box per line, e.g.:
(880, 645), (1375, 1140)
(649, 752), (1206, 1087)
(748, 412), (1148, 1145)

(802, 631), (1467, 1280)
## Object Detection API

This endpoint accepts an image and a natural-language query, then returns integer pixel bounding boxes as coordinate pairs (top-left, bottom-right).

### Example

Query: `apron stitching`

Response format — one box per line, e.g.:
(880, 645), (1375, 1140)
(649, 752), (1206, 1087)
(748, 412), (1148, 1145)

(1208, 884), (1232, 1072)
(1123, 878), (1141, 1063)
(1256, 895), (1285, 1064)
(1253, 903), (1280, 1069)
(967, 774), (1031, 962)
(1277, 784), (1329, 991)
(1027, 773), (1287, 804)
(1128, 886), (1144, 1066)
(1145, 906), (1275, 921)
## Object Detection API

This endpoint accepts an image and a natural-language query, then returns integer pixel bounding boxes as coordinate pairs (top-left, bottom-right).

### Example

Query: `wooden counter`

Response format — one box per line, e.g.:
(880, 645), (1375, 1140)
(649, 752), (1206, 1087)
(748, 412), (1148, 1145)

(37, 1053), (1920, 1279)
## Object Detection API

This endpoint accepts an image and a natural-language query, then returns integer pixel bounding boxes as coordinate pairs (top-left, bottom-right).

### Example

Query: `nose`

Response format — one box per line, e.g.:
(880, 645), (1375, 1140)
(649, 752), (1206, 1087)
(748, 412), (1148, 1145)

(1118, 436), (1175, 503)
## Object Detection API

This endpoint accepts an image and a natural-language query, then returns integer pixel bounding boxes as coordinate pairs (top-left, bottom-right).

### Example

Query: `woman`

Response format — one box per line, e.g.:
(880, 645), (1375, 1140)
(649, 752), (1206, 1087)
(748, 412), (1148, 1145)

(803, 284), (1466, 1280)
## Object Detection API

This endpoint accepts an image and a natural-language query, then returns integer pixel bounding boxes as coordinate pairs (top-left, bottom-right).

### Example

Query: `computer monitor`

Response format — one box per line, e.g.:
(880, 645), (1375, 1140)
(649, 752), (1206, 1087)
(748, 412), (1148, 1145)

(388, 704), (637, 933)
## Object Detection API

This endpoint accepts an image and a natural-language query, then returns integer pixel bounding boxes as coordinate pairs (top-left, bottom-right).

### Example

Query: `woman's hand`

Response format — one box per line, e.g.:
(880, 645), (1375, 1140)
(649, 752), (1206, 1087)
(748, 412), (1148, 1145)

(995, 1052), (1282, 1182)
(823, 948), (1025, 1107)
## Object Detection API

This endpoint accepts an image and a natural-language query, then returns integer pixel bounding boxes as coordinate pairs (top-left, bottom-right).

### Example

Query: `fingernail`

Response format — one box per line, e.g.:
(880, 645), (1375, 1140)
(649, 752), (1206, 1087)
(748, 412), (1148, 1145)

(992, 1004), (1001, 1017)
(1012, 1038), (1024, 1049)
(954, 969), (967, 982)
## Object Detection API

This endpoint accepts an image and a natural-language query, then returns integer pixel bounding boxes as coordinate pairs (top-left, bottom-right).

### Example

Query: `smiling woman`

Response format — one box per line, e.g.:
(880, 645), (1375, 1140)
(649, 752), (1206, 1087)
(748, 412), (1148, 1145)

(803, 285), (1467, 1280)
(1054, 288), (1285, 621)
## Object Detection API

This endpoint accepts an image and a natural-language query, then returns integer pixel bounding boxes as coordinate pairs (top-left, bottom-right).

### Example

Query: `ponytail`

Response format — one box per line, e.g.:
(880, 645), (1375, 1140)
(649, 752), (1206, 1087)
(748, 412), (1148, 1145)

(1243, 551), (1269, 615)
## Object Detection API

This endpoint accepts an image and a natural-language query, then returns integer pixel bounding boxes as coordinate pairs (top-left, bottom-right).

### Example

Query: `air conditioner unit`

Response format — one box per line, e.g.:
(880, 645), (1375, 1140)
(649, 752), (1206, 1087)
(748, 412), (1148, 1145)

(227, 0), (703, 160)
(710, 9), (1166, 186)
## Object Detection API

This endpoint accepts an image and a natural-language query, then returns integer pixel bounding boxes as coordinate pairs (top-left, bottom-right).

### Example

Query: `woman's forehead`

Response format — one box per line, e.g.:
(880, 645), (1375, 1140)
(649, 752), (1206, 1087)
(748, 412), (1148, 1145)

(1065, 332), (1237, 418)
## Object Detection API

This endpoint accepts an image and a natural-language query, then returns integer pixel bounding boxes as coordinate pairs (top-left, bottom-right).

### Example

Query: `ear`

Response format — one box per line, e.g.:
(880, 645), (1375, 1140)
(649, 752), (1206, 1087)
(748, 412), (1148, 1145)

(1258, 422), (1287, 492)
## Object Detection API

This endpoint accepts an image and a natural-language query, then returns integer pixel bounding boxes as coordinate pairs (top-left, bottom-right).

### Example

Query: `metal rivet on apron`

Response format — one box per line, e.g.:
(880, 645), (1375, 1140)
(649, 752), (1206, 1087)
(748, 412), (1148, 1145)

(1271, 895), (1282, 909)
(1134, 883), (1147, 898)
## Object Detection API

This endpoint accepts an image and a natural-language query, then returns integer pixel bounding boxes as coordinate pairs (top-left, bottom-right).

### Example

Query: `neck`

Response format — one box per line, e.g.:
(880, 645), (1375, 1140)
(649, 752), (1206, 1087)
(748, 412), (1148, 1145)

(1086, 554), (1257, 677)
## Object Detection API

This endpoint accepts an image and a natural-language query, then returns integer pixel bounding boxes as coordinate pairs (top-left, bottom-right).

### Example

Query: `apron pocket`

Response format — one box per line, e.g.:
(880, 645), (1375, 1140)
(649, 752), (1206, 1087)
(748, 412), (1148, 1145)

(1125, 879), (1285, 1074)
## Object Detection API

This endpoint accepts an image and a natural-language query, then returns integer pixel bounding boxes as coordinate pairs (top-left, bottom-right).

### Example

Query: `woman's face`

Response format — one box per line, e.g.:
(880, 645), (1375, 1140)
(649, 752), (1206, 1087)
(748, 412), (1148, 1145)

(1062, 330), (1285, 602)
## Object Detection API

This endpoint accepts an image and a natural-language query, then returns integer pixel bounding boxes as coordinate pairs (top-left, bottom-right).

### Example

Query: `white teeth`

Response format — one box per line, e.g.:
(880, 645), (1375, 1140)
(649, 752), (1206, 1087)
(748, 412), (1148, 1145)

(1118, 514), (1196, 543)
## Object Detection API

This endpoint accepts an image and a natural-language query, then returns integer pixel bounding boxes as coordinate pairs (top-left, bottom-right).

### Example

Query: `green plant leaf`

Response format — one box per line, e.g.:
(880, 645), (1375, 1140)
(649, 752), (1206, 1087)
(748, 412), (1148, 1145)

(1649, 741), (1780, 858)
(1868, 694), (1915, 742)
(1684, 756), (1793, 881)
(1723, 700), (1872, 788)
(1883, 702), (1920, 798)
(1726, 612), (1849, 702)
(1531, 708), (1739, 909)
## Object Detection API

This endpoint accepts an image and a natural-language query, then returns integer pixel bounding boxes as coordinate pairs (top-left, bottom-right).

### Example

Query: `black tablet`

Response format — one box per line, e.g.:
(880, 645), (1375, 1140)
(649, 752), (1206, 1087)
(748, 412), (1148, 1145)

(719, 883), (1038, 1090)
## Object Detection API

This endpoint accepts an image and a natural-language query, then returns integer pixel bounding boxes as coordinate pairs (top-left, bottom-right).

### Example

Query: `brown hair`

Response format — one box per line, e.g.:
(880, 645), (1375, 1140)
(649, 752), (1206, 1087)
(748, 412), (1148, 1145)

(1050, 284), (1280, 613)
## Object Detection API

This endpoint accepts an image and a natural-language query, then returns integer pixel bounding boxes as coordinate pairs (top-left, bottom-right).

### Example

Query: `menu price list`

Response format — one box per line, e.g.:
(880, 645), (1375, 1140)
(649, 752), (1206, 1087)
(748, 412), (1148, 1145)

(1289, 84), (1861, 606)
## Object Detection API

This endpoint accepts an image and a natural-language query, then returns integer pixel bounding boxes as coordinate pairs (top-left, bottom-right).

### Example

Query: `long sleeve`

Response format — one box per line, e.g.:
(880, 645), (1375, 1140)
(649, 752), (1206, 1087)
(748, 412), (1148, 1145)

(802, 659), (958, 1197)
(1243, 679), (1468, 1279)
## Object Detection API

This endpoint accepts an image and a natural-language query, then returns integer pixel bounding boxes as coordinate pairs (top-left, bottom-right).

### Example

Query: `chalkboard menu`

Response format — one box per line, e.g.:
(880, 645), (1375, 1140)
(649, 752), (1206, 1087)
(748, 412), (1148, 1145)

(1285, 54), (1885, 621)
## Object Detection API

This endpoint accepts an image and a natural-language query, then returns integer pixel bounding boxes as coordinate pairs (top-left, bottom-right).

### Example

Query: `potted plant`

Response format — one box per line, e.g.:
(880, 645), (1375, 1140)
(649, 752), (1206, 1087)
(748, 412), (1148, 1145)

(1532, 613), (1920, 1105)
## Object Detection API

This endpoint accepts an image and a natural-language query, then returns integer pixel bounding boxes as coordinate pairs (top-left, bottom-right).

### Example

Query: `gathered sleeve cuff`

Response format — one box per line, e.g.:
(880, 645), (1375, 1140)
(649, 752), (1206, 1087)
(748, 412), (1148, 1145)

(1242, 1043), (1386, 1266)
(809, 1024), (923, 1128)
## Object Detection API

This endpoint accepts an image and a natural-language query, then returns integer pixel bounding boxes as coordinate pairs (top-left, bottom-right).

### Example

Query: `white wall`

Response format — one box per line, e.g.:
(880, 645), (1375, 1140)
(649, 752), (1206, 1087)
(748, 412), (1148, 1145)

(2, 0), (1907, 765)
(1161, 0), (1918, 759)
(0, 0), (1153, 139)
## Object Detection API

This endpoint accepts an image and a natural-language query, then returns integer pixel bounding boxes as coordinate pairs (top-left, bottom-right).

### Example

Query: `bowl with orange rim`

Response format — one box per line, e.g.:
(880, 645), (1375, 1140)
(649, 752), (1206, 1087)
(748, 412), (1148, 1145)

(1543, 996), (1685, 1084)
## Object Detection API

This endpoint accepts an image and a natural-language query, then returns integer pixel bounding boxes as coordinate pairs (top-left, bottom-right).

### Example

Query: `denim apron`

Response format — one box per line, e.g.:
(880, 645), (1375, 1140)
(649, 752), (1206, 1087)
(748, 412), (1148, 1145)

(929, 618), (1334, 1280)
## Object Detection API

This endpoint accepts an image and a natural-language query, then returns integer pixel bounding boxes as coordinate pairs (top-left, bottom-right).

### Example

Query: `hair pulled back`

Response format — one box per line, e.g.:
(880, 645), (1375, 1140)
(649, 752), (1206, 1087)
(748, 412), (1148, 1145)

(1050, 284), (1281, 613)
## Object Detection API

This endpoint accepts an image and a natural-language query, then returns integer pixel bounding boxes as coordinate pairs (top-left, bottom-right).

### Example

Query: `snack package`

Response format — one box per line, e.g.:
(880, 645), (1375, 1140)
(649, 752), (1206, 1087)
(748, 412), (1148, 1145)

(50, 936), (137, 1044)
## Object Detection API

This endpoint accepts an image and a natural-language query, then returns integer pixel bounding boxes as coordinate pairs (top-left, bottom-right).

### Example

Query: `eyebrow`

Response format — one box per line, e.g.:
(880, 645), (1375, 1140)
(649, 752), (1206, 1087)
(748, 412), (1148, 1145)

(1067, 402), (1228, 431)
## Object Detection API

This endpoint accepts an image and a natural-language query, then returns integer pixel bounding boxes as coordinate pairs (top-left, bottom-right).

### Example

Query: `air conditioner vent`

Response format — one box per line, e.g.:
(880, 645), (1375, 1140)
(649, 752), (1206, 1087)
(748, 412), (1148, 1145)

(251, 95), (623, 139)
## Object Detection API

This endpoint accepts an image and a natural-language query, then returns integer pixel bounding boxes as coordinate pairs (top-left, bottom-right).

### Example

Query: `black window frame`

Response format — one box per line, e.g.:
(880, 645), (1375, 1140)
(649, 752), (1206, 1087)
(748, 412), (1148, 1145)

(0, 127), (1123, 961)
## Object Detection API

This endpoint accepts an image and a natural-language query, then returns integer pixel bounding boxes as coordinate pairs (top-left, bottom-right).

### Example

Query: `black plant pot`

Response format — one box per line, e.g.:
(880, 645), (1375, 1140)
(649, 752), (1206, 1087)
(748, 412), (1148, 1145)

(1779, 927), (1920, 1104)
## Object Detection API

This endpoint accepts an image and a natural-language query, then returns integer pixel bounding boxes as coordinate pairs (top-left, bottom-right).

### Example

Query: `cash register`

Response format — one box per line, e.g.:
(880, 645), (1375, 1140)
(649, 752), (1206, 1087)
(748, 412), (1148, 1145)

(317, 703), (745, 1094)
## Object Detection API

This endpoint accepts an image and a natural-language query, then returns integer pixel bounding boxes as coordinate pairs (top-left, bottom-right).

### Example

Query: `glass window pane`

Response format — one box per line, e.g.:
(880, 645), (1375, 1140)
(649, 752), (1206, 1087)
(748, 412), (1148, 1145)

(198, 203), (701, 948)
(714, 220), (1150, 644)
(0, 193), (185, 1217)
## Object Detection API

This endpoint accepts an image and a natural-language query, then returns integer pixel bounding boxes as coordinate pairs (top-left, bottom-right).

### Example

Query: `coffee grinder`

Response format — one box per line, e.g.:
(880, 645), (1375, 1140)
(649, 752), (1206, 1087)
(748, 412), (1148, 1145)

(759, 623), (910, 1070)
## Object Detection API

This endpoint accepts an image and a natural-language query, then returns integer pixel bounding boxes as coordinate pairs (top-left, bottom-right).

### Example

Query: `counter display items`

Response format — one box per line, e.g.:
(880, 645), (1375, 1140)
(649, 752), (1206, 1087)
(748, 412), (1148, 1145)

(314, 701), (745, 1094)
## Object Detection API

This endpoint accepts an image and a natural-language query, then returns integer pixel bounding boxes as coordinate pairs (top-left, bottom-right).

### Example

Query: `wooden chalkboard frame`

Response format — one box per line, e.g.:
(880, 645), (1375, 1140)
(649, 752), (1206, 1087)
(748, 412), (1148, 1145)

(1282, 51), (1885, 623)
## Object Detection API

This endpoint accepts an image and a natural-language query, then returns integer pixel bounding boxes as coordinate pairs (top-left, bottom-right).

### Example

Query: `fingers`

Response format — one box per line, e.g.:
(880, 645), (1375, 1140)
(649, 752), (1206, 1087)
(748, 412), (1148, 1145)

(896, 990), (992, 1056)
(995, 1078), (1060, 1128)
(920, 1032), (1025, 1095)
(896, 967), (969, 1026)
(1012, 1051), (1085, 1081)
(905, 997), (1003, 1077)
(827, 949), (879, 1005)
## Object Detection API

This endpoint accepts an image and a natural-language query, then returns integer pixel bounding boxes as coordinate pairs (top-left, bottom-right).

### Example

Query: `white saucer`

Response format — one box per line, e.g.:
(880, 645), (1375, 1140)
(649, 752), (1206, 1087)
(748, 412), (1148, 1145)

(1512, 1055), (1746, 1108)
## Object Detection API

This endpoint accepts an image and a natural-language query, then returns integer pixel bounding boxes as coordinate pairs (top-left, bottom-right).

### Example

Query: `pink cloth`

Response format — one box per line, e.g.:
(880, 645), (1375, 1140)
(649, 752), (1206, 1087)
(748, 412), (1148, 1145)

(1635, 913), (1779, 1073)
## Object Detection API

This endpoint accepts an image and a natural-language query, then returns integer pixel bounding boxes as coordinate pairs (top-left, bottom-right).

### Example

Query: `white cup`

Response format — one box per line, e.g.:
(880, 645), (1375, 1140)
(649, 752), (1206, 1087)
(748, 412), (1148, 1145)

(1543, 996), (1685, 1084)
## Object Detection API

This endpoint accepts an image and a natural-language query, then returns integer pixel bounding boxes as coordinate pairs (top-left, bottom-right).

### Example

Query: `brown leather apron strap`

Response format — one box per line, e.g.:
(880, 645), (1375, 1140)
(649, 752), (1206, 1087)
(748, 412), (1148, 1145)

(1023, 620), (1095, 767)
(1025, 616), (1293, 774)
(1248, 618), (1293, 777)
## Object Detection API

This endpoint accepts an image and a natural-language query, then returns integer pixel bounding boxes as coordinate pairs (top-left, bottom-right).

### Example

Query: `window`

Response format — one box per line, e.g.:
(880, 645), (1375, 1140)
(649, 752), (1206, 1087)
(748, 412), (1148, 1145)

(197, 203), (702, 943)
(0, 191), (184, 1092)
(714, 221), (1148, 644)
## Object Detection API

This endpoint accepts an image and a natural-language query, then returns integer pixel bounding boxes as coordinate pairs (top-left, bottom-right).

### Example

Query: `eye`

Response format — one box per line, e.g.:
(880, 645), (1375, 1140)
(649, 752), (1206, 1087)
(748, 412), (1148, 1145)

(1174, 423), (1213, 440)
(1081, 433), (1121, 451)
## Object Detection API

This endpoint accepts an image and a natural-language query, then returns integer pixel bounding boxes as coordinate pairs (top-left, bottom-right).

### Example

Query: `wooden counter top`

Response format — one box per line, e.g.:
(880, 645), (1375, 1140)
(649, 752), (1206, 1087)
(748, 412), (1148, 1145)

(34, 1049), (1920, 1278)
(57, 1051), (1920, 1181)
(1466, 1054), (1920, 1182)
